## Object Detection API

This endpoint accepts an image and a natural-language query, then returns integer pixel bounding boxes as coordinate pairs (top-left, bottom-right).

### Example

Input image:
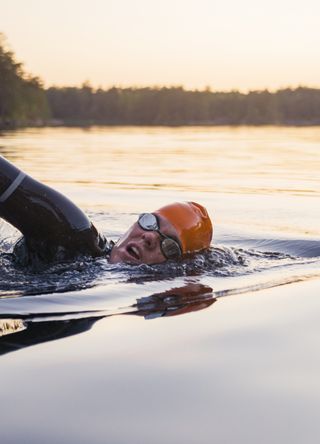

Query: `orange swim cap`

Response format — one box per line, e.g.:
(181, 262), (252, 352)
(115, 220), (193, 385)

(154, 201), (213, 254)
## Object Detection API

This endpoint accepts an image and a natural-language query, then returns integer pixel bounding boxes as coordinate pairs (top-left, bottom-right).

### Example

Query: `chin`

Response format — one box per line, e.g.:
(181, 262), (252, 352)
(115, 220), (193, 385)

(109, 248), (123, 264)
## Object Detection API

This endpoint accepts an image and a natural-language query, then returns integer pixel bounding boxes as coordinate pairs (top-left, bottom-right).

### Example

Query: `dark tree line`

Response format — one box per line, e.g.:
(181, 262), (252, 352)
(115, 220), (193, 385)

(0, 34), (49, 128)
(46, 85), (320, 126)
(1, 33), (320, 128)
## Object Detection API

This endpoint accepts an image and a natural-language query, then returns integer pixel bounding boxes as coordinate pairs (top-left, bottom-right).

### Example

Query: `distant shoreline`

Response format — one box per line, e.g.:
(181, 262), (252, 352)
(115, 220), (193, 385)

(2, 120), (320, 131)
(2, 35), (320, 131)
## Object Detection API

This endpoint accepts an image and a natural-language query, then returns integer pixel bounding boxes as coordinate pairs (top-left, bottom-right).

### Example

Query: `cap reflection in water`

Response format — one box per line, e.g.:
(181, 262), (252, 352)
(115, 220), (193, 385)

(0, 283), (215, 356)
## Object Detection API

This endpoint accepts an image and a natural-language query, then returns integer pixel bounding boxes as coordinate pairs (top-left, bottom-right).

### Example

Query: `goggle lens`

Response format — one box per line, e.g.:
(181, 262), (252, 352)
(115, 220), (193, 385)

(138, 213), (182, 259)
(138, 213), (158, 231)
(161, 237), (181, 259)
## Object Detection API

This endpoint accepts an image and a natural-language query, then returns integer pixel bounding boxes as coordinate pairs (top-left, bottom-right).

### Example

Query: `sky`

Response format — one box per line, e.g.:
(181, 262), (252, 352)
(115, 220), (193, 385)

(1, 0), (320, 91)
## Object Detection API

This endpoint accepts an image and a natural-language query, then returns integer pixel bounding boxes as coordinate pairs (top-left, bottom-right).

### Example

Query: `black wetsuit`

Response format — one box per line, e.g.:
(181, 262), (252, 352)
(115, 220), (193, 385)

(0, 156), (111, 268)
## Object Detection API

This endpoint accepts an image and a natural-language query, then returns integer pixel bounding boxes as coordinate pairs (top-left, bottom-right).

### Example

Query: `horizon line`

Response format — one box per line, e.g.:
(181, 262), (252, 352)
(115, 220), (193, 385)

(45, 82), (320, 94)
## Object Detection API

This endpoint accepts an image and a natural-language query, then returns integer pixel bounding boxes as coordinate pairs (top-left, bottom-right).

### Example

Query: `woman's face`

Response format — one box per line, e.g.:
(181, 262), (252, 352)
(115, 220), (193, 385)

(109, 214), (180, 265)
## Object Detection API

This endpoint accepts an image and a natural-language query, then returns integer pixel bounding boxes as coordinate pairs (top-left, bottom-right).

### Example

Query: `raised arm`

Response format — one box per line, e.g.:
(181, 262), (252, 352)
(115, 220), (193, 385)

(0, 156), (108, 265)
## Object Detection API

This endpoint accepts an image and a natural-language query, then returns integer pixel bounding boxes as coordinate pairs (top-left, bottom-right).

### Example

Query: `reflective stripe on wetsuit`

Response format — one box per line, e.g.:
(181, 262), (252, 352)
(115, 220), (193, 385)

(0, 156), (110, 267)
(0, 171), (26, 203)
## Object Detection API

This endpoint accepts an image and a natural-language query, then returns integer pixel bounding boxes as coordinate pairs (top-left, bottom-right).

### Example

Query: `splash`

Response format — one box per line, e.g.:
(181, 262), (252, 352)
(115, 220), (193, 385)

(0, 241), (317, 297)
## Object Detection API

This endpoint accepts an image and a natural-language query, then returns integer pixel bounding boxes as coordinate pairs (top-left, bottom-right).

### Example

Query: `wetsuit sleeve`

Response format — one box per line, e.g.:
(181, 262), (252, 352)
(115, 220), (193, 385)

(0, 156), (107, 265)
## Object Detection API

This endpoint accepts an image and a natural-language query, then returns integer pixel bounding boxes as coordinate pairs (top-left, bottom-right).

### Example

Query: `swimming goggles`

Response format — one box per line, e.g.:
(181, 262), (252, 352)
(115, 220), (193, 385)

(138, 213), (182, 259)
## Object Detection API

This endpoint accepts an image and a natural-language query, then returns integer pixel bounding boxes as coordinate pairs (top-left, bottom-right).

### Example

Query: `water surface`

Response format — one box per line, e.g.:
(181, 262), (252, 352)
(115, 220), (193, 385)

(0, 126), (319, 443)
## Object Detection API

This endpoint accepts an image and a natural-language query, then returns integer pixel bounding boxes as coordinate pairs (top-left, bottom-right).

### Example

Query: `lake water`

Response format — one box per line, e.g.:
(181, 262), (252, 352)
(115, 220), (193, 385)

(0, 126), (320, 444)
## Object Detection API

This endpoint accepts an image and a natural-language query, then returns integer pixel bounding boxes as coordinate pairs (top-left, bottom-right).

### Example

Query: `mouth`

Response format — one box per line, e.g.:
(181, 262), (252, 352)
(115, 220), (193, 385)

(126, 243), (141, 262)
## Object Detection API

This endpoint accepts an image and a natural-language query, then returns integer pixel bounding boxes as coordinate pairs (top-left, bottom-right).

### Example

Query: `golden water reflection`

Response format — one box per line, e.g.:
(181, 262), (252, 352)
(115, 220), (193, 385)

(0, 126), (319, 236)
(1, 126), (319, 196)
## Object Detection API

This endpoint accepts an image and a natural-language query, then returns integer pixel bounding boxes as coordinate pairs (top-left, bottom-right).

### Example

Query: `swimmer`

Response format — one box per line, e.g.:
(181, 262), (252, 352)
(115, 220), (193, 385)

(0, 156), (213, 268)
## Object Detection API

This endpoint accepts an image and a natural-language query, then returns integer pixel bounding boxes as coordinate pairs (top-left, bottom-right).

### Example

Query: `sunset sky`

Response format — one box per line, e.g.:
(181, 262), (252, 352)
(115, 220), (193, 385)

(2, 0), (320, 91)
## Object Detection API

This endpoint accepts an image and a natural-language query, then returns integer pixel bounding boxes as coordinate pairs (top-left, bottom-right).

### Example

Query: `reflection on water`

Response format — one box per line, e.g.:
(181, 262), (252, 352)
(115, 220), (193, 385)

(0, 283), (215, 355)
(0, 127), (319, 339)
(1, 126), (320, 198)
(2, 279), (320, 444)
(0, 127), (320, 444)
(0, 318), (26, 337)
(0, 126), (319, 335)
(1, 126), (319, 238)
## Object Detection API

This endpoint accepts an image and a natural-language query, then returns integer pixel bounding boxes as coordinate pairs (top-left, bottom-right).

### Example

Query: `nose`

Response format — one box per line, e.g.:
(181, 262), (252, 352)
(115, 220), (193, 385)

(141, 230), (159, 250)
